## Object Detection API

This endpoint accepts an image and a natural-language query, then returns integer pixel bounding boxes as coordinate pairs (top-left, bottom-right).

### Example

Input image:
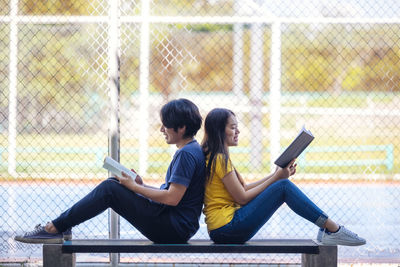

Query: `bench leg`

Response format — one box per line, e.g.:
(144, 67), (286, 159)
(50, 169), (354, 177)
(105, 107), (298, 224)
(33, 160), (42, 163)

(43, 244), (76, 267)
(301, 245), (337, 267)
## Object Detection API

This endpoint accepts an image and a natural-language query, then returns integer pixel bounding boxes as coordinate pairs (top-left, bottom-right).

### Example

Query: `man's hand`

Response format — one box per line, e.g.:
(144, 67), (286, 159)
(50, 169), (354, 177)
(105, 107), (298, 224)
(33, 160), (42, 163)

(130, 168), (143, 185)
(116, 171), (139, 189)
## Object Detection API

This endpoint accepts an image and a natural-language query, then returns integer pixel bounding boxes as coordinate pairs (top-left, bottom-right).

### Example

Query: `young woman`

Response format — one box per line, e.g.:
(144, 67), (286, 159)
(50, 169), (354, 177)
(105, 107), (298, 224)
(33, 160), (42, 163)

(15, 99), (206, 244)
(201, 108), (365, 245)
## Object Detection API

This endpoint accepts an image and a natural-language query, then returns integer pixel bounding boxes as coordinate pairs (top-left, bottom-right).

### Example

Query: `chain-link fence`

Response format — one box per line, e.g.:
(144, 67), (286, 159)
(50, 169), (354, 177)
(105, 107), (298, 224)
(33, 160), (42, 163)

(1, 0), (399, 265)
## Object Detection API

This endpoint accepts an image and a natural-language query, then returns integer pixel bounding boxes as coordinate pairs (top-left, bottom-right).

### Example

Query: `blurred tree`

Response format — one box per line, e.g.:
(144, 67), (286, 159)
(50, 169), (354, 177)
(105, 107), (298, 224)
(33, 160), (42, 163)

(282, 24), (400, 92)
(19, 0), (97, 15)
(0, 25), (8, 97)
(16, 24), (106, 133)
(0, 0), (9, 14)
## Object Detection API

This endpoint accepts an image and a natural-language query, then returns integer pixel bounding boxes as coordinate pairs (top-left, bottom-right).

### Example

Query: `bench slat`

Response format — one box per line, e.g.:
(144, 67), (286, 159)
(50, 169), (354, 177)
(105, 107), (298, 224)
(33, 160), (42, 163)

(62, 239), (319, 254)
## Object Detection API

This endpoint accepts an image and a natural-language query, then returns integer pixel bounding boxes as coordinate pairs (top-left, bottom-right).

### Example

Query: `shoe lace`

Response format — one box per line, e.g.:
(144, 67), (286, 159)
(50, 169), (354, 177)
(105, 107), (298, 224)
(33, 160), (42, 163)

(341, 226), (359, 238)
(24, 224), (44, 236)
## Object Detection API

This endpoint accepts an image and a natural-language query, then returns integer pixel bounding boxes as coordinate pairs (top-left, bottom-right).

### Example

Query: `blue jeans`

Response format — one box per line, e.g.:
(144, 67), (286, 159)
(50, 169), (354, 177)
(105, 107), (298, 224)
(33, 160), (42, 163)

(52, 178), (186, 243)
(209, 179), (328, 244)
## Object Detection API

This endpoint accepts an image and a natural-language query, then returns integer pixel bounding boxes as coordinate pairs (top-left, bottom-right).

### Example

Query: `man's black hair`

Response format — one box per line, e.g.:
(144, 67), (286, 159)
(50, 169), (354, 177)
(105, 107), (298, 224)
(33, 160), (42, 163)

(160, 98), (202, 138)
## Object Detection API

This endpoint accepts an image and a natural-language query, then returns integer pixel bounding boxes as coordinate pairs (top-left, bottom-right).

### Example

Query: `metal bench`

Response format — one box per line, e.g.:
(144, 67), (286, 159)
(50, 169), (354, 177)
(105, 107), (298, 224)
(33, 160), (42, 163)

(43, 239), (337, 267)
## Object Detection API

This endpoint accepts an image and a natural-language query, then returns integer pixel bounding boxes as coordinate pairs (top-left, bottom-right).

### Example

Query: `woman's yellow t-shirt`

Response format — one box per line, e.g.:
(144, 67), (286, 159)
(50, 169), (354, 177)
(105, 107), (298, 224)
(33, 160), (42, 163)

(203, 154), (241, 232)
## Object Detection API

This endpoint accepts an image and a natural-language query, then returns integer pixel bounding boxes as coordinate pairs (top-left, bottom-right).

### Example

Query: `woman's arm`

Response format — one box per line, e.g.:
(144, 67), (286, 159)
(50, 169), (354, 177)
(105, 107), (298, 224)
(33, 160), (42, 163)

(237, 170), (275, 191)
(117, 171), (187, 206)
(222, 160), (297, 205)
(238, 160), (297, 191)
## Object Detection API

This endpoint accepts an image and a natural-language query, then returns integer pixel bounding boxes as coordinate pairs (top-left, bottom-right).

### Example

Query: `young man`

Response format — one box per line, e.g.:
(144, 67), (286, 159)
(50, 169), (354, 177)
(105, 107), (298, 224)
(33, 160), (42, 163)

(15, 98), (206, 244)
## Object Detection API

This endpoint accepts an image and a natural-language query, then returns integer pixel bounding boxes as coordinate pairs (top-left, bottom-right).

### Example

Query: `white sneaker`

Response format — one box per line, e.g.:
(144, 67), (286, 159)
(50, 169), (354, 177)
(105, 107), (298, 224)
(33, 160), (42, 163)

(316, 228), (324, 242)
(320, 226), (366, 246)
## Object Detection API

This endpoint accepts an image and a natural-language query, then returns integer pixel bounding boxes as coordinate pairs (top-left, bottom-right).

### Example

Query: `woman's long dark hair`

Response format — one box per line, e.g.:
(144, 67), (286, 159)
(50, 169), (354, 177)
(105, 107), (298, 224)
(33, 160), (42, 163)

(201, 108), (235, 182)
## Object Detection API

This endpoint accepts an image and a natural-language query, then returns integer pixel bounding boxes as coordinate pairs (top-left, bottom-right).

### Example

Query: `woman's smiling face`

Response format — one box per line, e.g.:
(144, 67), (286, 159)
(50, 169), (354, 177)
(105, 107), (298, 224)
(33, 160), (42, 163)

(224, 114), (240, 147)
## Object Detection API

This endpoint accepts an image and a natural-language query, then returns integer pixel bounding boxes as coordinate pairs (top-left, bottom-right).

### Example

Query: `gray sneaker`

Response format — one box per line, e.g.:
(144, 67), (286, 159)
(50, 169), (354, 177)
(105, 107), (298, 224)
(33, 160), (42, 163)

(14, 224), (72, 244)
(320, 225), (366, 246)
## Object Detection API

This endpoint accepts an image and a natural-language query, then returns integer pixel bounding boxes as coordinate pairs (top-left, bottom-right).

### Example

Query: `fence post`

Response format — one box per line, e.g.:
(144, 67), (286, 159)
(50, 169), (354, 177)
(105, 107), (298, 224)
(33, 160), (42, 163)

(233, 22), (244, 97)
(269, 22), (282, 171)
(7, 0), (19, 178)
(138, 0), (150, 176)
(249, 23), (264, 171)
(108, 0), (121, 266)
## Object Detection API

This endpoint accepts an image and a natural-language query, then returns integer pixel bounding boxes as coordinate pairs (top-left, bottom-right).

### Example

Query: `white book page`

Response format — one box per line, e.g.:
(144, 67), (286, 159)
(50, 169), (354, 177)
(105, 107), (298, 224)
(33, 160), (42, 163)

(103, 156), (137, 179)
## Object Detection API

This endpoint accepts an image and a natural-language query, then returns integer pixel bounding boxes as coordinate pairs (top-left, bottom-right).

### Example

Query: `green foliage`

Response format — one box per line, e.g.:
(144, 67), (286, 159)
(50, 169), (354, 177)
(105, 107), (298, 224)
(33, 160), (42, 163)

(281, 24), (400, 92)
(0, 25), (9, 111)
(176, 23), (233, 32)
(3, 16), (400, 136)
(149, 23), (400, 95)
(151, 0), (234, 16)
(342, 66), (363, 90)
(284, 47), (335, 92)
(18, 25), (83, 103)
(0, 0), (9, 14)
(14, 24), (109, 133)
(19, 0), (96, 15)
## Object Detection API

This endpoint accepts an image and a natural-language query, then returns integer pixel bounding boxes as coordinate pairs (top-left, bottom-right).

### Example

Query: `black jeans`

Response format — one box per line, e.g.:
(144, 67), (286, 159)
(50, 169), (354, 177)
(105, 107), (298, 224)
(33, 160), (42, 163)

(52, 178), (186, 243)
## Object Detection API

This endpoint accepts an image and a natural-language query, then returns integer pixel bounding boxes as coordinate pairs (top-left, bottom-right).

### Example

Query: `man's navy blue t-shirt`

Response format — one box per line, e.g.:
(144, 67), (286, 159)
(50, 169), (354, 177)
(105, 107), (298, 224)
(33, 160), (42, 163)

(160, 139), (205, 241)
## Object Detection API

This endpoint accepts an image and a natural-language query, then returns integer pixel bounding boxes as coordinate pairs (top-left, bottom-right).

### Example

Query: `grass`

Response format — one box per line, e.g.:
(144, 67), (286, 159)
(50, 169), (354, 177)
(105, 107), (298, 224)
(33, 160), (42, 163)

(0, 130), (398, 180)
(1, 92), (399, 180)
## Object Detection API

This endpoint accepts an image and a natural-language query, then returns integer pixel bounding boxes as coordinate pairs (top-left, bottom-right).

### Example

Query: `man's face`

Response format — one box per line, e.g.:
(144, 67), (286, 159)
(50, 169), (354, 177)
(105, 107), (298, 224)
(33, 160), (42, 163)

(160, 125), (182, 145)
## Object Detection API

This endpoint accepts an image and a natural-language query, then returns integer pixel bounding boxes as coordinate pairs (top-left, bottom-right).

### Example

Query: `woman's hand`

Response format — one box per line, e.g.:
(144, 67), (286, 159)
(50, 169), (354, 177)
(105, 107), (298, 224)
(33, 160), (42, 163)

(274, 159), (297, 180)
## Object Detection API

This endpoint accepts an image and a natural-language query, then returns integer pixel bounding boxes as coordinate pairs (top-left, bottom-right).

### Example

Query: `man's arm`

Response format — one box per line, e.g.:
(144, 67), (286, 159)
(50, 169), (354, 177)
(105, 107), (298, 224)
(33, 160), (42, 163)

(132, 172), (159, 190)
(117, 172), (187, 206)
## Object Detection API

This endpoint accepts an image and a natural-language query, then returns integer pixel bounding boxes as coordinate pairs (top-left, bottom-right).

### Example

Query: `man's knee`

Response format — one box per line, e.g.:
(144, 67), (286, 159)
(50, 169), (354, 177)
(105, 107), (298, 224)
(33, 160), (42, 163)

(97, 177), (121, 192)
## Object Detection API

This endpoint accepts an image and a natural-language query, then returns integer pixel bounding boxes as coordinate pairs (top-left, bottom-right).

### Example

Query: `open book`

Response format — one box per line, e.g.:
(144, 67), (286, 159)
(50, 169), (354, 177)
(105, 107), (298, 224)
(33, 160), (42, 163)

(274, 126), (314, 168)
(103, 156), (137, 180)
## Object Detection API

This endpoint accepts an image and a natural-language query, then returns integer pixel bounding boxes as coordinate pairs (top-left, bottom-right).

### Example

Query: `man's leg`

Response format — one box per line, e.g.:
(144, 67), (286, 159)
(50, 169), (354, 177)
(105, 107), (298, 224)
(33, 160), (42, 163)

(52, 178), (165, 232)
(53, 178), (184, 243)
(16, 178), (182, 243)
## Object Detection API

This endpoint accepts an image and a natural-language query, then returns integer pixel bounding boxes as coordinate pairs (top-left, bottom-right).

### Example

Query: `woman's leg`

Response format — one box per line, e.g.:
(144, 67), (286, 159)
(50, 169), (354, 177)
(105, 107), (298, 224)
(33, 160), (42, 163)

(52, 178), (184, 243)
(210, 179), (328, 243)
(324, 219), (339, 232)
